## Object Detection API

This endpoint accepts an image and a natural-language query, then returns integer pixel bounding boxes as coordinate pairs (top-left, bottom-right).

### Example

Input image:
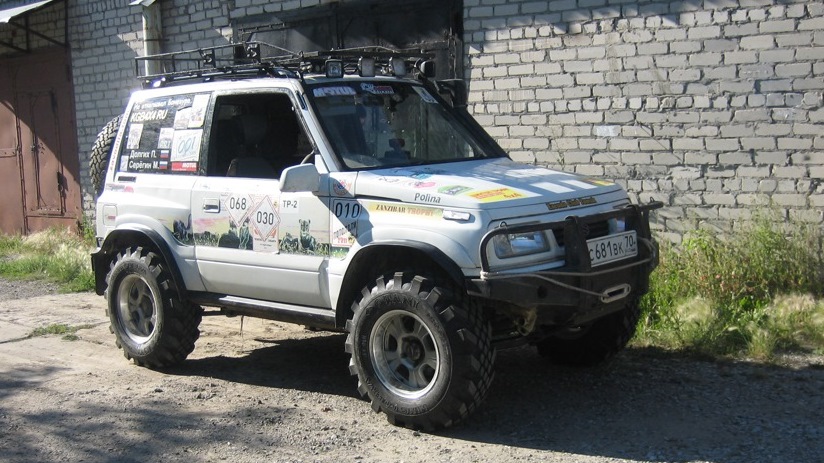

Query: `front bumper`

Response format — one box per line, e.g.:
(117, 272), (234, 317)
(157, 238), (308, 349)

(467, 202), (663, 326)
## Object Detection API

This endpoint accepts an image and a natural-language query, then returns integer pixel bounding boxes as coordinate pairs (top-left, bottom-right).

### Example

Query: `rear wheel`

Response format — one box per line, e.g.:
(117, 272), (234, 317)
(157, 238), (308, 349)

(346, 272), (495, 430)
(536, 299), (641, 366)
(105, 247), (201, 368)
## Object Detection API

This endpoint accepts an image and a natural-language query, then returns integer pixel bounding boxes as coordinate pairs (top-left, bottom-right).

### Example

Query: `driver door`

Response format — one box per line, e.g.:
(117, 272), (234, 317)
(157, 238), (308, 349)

(190, 90), (331, 308)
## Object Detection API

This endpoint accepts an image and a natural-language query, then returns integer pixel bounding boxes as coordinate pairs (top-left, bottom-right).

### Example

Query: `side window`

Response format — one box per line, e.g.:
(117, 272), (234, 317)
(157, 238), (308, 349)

(118, 93), (210, 175)
(206, 92), (314, 179)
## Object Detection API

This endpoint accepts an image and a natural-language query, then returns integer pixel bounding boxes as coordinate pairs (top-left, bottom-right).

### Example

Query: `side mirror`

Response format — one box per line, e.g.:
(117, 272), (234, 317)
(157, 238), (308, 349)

(436, 79), (468, 108)
(280, 163), (320, 193)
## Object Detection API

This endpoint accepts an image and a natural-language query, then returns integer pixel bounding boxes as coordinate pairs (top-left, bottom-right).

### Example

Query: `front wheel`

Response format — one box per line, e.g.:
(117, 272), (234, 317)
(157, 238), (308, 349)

(345, 273), (495, 430)
(535, 298), (641, 366)
(105, 247), (202, 368)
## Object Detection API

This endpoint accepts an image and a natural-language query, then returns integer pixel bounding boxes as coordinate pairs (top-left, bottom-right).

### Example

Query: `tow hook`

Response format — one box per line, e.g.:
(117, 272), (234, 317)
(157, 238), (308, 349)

(600, 284), (631, 304)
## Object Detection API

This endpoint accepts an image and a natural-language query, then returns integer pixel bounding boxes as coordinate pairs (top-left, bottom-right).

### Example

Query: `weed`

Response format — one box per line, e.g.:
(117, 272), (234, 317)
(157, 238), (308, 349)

(28, 323), (95, 341)
(0, 228), (94, 292)
(637, 217), (824, 359)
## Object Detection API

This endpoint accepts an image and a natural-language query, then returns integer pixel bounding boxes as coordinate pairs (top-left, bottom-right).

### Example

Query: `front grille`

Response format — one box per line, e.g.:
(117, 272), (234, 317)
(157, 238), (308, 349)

(552, 220), (610, 248)
(586, 220), (610, 239)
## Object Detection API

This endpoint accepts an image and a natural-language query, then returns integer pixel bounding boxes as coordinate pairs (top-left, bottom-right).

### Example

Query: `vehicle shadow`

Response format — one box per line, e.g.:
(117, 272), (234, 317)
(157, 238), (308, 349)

(167, 330), (824, 462)
(170, 332), (358, 399)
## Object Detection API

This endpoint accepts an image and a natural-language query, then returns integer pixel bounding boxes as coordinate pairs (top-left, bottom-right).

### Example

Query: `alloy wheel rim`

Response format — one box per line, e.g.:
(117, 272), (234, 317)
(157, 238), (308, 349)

(370, 310), (440, 399)
(117, 274), (158, 343)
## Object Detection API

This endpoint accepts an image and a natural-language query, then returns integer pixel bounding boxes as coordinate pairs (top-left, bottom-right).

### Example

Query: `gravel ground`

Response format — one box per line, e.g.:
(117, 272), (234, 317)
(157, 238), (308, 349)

(0, 277), (60, 302)
(0, 277), (823, 463)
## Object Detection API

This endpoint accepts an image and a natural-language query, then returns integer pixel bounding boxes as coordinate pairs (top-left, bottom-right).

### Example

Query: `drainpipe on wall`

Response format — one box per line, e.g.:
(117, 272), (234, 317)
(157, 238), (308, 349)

(130, 0), (163, 76)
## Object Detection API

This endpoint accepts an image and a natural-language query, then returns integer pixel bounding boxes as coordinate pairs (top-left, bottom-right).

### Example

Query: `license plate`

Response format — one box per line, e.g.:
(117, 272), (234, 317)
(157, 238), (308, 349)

(587, 231), (638, 267)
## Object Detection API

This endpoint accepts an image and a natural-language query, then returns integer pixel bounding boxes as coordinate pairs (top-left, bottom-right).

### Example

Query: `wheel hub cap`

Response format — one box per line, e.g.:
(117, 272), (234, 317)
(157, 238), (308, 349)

(370, 310), (440, 399)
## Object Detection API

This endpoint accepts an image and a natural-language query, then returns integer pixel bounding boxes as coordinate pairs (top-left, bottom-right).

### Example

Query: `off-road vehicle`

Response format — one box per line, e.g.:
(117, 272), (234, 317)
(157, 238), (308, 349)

(91, 43), (661, 430)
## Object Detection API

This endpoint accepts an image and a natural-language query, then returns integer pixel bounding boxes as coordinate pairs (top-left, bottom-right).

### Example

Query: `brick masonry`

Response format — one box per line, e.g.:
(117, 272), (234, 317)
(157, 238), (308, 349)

(464, 0), (824, 242)
(2, 0), (823, 242)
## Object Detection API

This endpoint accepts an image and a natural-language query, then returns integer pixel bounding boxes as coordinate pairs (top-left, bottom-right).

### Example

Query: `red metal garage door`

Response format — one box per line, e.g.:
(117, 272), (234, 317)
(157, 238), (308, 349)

(0, 47), (80, 235)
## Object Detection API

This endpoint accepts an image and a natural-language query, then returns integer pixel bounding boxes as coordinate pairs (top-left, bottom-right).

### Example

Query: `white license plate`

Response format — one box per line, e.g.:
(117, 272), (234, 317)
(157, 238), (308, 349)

(587, 231), (638, 267)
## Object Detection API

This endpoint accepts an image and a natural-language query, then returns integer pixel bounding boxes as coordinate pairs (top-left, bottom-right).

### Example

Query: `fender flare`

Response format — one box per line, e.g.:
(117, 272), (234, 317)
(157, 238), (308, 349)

(334, 239), (467, 327)
(354, 239), (466, 284)
(91, 225), (187, 297)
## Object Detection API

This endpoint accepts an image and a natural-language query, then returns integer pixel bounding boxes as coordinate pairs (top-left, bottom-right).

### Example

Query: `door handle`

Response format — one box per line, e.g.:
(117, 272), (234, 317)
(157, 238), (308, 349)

(203, 198), (220, 213)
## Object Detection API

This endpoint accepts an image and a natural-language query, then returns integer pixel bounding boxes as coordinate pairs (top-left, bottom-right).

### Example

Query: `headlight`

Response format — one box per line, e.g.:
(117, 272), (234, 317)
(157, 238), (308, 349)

(493, 230), (551, 258)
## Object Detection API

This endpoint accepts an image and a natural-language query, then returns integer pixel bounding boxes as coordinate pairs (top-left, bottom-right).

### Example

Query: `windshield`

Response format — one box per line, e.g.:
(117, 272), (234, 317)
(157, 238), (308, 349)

(308, 81), (502, 169)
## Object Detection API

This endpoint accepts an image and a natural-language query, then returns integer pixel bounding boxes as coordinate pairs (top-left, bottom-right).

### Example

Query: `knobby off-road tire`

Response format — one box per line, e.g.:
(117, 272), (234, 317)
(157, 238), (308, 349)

(105, 247), (202, 368)
(345, 272), (495, 430)
(536, 298), (641, 366)
(90, 115), (122, 197)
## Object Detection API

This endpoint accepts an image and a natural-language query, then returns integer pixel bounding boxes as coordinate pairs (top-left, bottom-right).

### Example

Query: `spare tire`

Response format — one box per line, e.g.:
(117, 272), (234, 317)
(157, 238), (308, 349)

(89, 115), (122, 197)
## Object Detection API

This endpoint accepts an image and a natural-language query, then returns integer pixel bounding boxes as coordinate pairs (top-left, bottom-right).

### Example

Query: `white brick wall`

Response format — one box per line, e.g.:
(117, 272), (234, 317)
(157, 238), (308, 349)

(465, 0), (824, 241)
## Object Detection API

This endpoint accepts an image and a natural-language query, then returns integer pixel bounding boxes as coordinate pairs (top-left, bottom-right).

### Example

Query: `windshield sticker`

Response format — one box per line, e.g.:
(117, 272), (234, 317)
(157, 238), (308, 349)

(188, 94), (210, 128)
(126, 150), (157, 171)
(171, 161), (197, 172)
(167, 94), (194, 108)
(366, 201), (443, 220)
(119, 154), (130, 171)
(438, 185), (472, 195)
(547, 196), (597, 211)
(173, 106), (193, 129)
(412, 86), (437, 104)
(534, 181), (573, 194)
(468, 188), (526, 202)
(125, 123), (144, 149)
(170, 129), (202, 162)
(130, 109), (168, 122)
(361, 83), (394, 95)
(157, 127), (174, 149)
(313, 86), (357, 97)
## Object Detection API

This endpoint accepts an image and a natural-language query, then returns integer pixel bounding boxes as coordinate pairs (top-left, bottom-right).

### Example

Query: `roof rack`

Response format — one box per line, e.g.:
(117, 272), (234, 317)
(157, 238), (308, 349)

(135, 41), (434, 88)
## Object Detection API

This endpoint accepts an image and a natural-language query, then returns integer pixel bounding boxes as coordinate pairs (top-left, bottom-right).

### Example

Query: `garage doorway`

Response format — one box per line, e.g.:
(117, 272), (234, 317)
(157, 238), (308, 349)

(0, 47), (81, 235)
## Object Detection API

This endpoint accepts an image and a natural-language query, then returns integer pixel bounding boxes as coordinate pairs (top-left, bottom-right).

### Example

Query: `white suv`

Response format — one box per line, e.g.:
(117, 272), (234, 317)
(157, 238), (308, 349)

(91, 44), (661, 430)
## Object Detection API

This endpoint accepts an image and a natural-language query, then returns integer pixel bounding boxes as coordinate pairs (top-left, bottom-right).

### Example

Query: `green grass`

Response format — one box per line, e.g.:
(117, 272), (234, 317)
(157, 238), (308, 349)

(28, 322), (93, 341)
(0, 227), (95, 292)
(636, 217), (824, 361)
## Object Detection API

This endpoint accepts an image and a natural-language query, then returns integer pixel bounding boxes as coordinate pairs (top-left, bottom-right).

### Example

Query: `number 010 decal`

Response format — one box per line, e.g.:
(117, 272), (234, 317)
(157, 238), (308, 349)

(331, 199), (361, 256)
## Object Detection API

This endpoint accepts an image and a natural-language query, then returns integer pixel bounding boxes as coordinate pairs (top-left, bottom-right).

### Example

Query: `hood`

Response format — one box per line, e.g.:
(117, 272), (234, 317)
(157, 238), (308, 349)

(341, 158), (625, 210)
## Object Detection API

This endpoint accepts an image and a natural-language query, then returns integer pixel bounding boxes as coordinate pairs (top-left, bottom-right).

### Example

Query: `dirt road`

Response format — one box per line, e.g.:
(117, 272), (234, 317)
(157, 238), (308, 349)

(1, 283), (822, 463)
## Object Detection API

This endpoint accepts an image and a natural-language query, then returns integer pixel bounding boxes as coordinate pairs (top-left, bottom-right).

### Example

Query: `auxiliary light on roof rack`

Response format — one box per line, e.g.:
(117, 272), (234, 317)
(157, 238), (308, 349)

(134, 41), (435, 88)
